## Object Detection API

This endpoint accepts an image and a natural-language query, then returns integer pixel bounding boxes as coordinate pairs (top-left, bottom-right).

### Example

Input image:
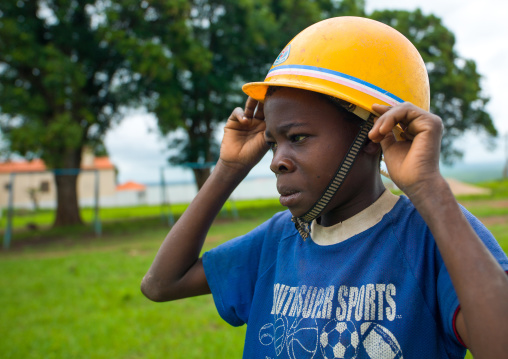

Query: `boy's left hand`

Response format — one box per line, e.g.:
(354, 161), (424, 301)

(371, 103), (508, 357)
(368, 102), (444, 197)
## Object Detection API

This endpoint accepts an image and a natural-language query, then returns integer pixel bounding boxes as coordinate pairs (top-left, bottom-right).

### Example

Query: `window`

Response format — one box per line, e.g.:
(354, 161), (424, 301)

(40, 181), (50, 192)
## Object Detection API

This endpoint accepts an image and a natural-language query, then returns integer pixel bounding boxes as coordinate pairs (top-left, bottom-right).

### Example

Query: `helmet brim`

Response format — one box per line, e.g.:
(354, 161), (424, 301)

(242, 80), (382, 118)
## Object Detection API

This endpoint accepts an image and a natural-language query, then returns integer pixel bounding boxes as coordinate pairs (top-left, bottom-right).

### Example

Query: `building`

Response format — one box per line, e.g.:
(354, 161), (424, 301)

(0, 149), (116, 209)
(115, 181), (147, 205)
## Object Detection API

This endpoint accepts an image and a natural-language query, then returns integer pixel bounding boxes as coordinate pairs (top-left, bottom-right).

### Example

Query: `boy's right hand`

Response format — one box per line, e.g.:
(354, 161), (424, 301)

(142, 98), (268, 302)
(220, 97), (269, 172)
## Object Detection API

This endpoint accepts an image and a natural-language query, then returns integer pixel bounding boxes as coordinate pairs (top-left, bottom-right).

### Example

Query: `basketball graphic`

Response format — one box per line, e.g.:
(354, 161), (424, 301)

(274, 315), (287, 356)
(320, 319), (359, 359)
(286, 317), (319, 359)
(360, 322), (403, 359)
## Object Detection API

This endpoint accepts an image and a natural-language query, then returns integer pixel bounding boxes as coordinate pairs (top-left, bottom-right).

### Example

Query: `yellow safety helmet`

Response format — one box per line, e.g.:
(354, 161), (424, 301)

(243, 17), (431, 239)
(243, 16), (430, 120)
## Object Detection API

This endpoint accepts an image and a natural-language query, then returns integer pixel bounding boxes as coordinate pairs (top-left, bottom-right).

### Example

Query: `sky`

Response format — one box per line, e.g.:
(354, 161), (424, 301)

(105, 0), (508, 184)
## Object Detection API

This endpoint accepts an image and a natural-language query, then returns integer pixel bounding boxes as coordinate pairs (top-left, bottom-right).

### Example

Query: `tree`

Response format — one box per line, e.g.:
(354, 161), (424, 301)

(369, 9), (497, 163)
(0, 0), (198, 226)
(154, 0), (341, 189)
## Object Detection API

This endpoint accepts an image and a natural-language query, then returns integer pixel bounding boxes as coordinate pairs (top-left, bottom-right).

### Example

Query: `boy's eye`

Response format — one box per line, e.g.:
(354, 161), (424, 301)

(290, 134), (308, 142)
(266, 141), (278, 151)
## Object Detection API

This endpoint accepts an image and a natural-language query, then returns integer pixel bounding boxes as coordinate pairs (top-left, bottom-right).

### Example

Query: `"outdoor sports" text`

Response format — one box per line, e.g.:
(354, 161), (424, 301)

(270, 283), (397, 322)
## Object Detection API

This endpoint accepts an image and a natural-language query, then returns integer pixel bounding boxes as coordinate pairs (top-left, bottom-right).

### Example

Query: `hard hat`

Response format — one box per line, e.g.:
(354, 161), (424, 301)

(243, 16), (430, 118)
(243, 17), (430, 239)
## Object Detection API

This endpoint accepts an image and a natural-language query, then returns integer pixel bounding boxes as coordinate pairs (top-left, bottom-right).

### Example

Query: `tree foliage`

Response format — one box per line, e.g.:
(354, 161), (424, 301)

(0, 0), (196, 225)
(369, 9), (497, 163)
(156, 0), (341, 189)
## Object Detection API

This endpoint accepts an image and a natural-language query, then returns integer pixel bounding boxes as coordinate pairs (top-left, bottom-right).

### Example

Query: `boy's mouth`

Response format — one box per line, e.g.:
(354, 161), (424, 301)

(277, 187), (302, 207)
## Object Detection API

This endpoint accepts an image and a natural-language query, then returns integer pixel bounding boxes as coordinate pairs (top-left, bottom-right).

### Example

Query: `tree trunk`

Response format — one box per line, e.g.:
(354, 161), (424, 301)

(192, 167), (211, 191)
(51, 148), (84, 227)
(53, 173), (83, 226)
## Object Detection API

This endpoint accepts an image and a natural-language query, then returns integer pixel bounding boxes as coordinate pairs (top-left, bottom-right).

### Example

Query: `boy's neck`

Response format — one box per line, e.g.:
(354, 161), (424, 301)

(318, 178), (386, 227)
(311, 189), (399, 245)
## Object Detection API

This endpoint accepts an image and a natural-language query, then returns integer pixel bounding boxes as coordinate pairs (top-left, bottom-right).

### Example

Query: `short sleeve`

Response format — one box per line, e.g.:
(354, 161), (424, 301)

(203, 211), (291, 327)
(437, 207), (508, 347)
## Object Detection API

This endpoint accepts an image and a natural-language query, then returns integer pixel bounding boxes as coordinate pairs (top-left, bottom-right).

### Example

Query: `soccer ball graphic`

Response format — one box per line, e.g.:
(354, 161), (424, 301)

(320, 320), (359, 359)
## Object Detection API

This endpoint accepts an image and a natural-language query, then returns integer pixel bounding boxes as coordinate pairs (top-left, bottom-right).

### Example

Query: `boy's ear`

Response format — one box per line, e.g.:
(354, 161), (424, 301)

(363, 139), (381, 156)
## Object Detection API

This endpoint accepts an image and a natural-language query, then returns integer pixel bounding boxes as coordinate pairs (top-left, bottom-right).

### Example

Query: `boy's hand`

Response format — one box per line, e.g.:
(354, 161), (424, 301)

(220, 97), (269, 172)
(369, 102), (444, 197)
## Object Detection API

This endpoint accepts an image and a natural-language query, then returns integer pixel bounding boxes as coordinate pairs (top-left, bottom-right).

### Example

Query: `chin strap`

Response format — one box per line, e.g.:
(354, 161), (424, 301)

(291, 114), (375, 240)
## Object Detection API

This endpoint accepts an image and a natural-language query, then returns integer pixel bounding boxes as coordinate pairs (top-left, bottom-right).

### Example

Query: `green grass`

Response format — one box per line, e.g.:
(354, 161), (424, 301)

(0, 198), (283, 234)
(0, 203), (187, 232)
(0, 200), (286, 359)
(0, 218), (264, 359)
(456, 178), (508, 201)
(0, 249), (247, 358)
(0, 198), (284, 246)
(1, 187), (507, 358)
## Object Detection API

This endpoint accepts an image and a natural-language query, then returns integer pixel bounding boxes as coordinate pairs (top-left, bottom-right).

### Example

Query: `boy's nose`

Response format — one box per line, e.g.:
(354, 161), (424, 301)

(270, 150), (295, 174)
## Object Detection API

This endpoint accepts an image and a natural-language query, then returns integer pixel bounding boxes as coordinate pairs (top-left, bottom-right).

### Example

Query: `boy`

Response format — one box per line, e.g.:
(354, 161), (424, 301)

(141, 17), (508, 358)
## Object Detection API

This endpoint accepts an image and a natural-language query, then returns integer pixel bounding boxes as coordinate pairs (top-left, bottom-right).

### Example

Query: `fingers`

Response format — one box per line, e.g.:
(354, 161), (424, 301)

(225, 97), (265, 132)
(228, 107), (245, 124)
(371, 103), (392, 116)
(243, 97), (264, 120)
(228, 97), (261, 123)
(253, 102), (264, 120)
(369, 102), (443, 143)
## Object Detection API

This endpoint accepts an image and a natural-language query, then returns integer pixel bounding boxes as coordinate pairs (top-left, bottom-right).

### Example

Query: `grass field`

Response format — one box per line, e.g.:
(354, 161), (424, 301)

(1, 181), (507, 358)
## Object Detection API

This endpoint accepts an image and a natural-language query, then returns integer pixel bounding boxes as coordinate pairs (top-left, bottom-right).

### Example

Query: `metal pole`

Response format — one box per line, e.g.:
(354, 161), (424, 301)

(3, 173), (15, 249)
(160, 167), (174, 226)
(503, 132), (508, 179)
(93, 170), (101, 237)
(167, 197), (175, 226)
(229, 198), (239, 219)
(160, 167), (167, 223)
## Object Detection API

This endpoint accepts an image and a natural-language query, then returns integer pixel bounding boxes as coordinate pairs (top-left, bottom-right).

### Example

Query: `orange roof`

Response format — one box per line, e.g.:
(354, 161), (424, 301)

(116, 181), (146, 191)
(0, 159), (47, 173)
(0, 156), (115, 173)
(83, 157), (115, 170)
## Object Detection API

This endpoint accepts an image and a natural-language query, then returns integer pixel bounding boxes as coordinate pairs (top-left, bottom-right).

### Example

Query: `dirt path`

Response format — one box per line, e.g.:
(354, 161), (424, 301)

(480, 216), (508, 226)
(446, 178), (492, 196)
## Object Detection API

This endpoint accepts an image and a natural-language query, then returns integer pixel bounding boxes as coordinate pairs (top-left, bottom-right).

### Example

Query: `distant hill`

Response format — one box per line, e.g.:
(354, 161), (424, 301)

(440, 161), (504, 183)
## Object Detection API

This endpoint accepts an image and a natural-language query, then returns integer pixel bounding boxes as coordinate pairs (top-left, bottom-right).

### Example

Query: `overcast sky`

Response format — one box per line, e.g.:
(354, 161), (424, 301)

(105, 0), (508, 184)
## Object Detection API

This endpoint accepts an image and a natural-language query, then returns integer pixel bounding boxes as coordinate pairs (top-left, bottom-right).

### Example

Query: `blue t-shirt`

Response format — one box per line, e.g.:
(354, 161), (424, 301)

(203, 196), (508, 359)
